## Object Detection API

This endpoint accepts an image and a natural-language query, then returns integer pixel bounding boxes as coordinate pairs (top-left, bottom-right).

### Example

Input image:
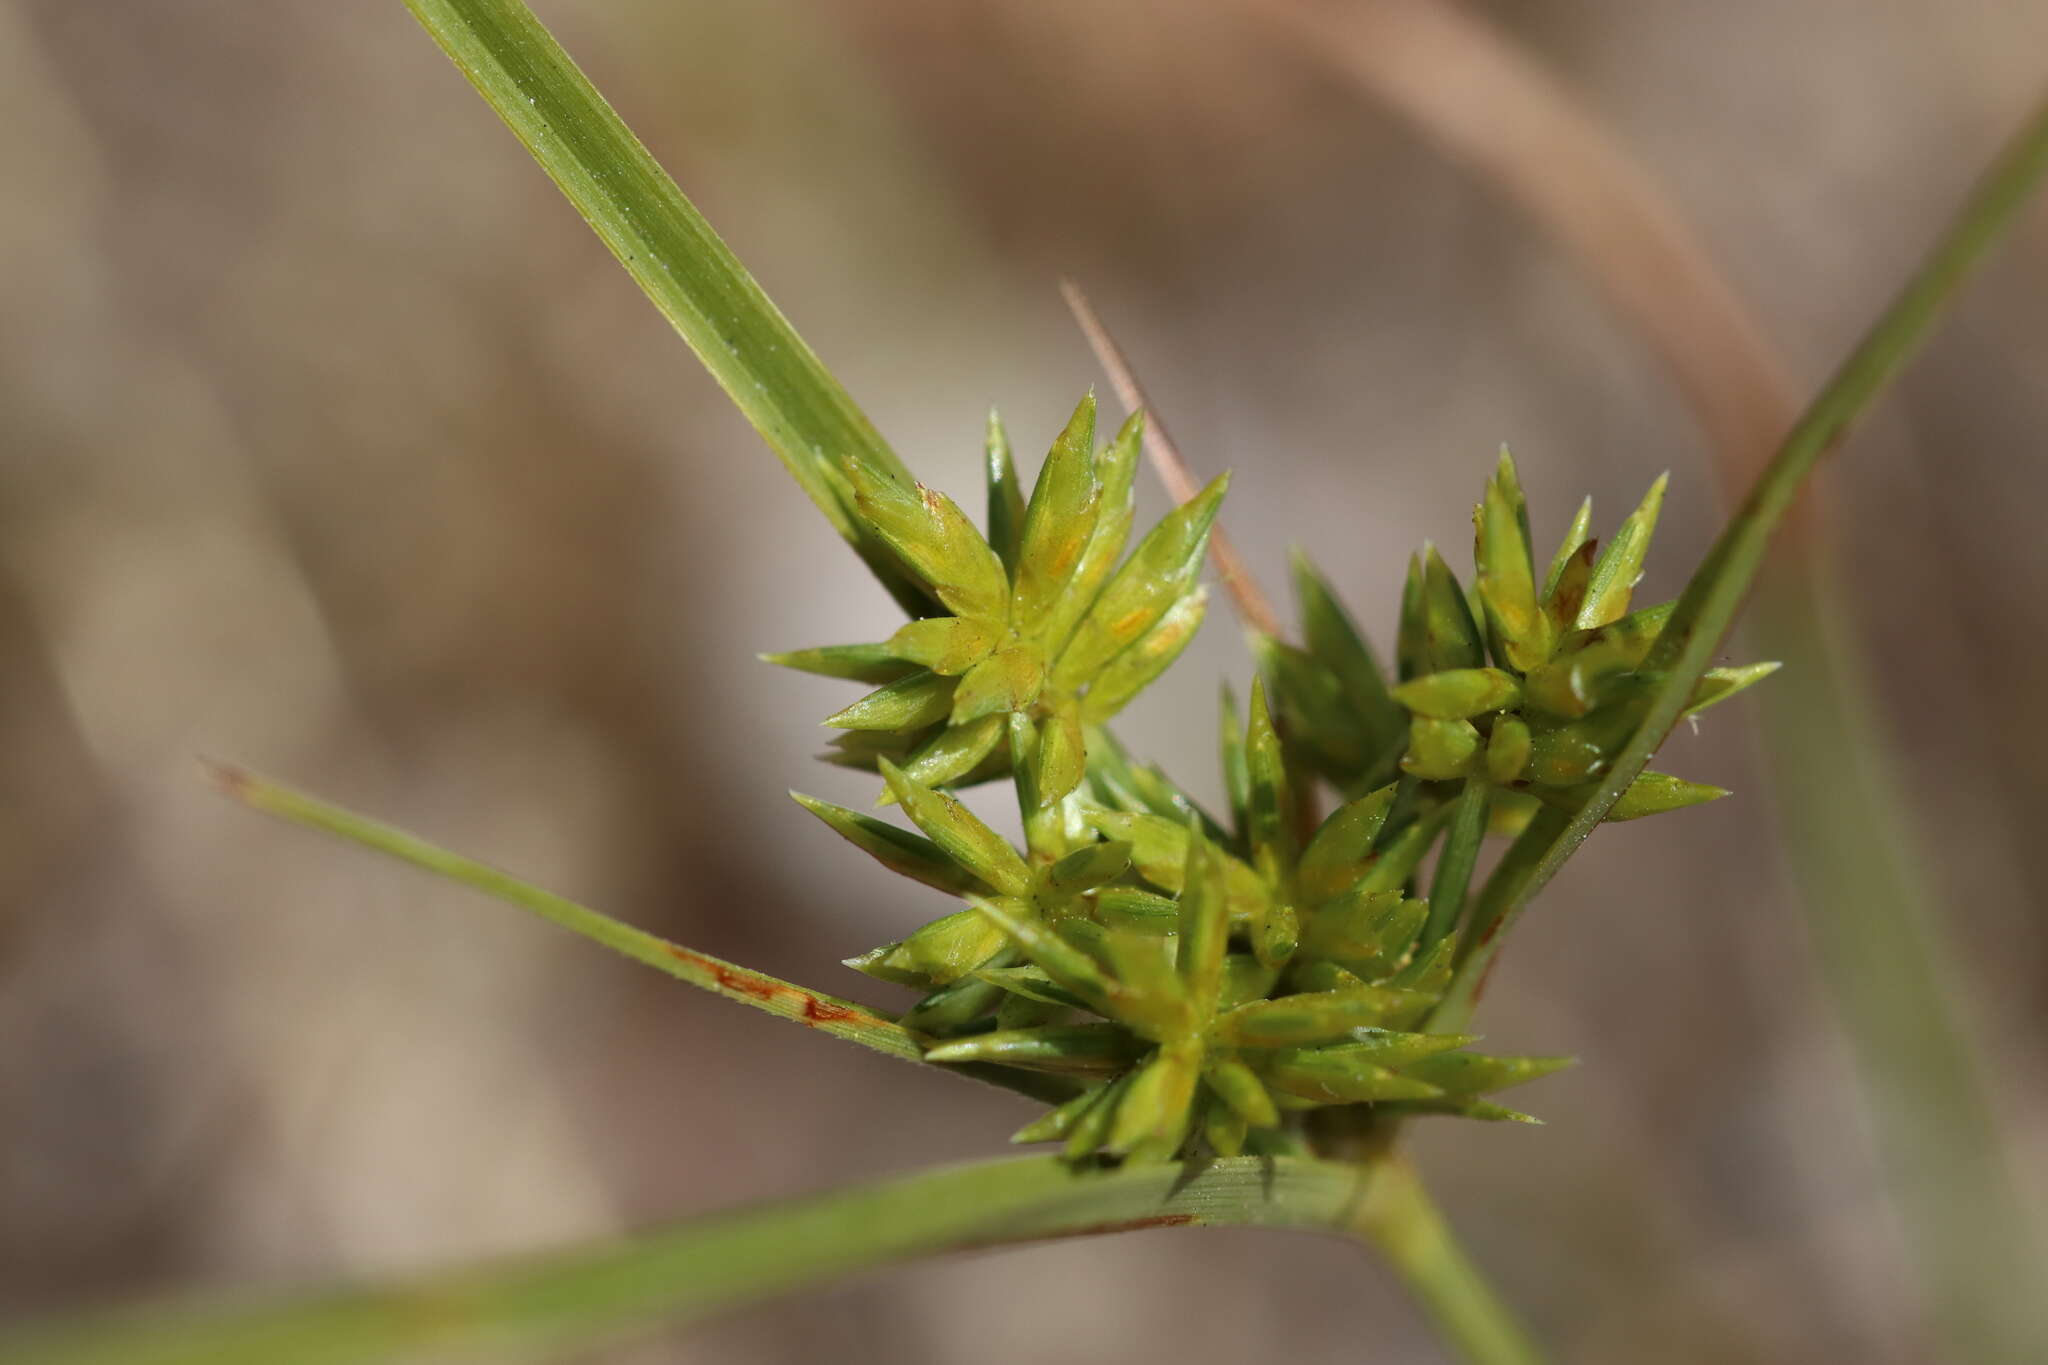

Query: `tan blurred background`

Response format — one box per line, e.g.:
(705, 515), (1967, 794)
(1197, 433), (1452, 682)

(4, 1), (2046, 1361)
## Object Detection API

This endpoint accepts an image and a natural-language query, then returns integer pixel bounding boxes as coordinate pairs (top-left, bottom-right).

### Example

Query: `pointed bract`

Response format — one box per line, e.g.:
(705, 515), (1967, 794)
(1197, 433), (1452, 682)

(924, 1024), (1147, 1074)
(1042, 411), (1144, 655)
(895, 713), (1007, 790)
(1298, 785), (1398, 904)
(1475, 453), (1553, 670)
(1053, 473), (1227, 689)
(1176, 826), (1230, 1015)
(985, 409), (1027, 574)
(880, 760), (1031, 896)
(824, 670), (958, 732)
(1399, 1052), (1574, 1094)
(886, 617), (999, 676)
(1083, 587), (1209, 723)
(1292, 548), (1403, 745)
(1393, 668), (1522, 720)
(1011, 393), (1103, 632)
(1685, 661), (1782, 716)
(761, 642), (922, 684)
(847, 907), (1008, 988)
(1543, 496), (1594, 600)
(1576, 473), (1667, 630)
(846, 457), (1010, 625)
(1205, 1057), (1280, 1129)
(950, 646), (1046, 725)
(1402, 716), (1482, 780)
(791, 792), (982, 896)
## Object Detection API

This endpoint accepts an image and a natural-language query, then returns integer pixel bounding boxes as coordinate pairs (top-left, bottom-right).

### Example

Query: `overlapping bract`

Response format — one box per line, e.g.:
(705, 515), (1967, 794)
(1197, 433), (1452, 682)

(766, 393), (1223, 802)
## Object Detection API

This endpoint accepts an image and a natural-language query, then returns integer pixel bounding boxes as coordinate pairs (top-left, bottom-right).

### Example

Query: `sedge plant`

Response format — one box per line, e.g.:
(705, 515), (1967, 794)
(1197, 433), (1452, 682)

(7, 3), (2047, 1362)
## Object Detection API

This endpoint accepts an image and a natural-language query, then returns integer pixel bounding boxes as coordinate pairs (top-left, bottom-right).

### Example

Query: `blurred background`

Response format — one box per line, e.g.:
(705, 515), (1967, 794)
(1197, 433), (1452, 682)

(3, 1), (2045, 1360)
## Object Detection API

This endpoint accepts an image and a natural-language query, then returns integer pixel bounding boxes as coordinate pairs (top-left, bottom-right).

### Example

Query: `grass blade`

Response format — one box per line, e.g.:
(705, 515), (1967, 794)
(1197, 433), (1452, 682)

(400, 0), (929, 610)
(208, 762), (916, 1054)
(0, 1155), (1379, 1365)
(1432, 97), (2048, 1033)
(205, 763), (1074, 1105)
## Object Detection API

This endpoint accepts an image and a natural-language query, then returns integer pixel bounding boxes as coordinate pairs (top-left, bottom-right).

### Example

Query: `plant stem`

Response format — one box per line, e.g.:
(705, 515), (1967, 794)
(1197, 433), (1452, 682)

(0, 1155), (1377, 1365)
(1350, 1159), (1545, 1365)
(1434, 93), (2048, 1027)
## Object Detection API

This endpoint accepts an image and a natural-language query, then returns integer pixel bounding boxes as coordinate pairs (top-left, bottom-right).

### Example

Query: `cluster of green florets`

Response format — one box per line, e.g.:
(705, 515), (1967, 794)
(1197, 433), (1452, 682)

(771, 400), (1769, 1164)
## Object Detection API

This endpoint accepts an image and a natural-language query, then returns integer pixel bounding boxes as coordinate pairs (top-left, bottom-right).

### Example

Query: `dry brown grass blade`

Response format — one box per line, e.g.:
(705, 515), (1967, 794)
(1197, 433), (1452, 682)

(1247, 0), (1803, 511)
(1059, 279), (1288, 640)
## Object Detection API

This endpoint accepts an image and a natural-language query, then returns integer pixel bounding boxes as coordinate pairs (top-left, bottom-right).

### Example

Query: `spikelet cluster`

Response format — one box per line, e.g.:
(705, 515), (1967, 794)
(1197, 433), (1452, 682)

(767, 394), (1221, 799)
(1265, 453), (1777, 820)
(773, 409), (1769, 1164)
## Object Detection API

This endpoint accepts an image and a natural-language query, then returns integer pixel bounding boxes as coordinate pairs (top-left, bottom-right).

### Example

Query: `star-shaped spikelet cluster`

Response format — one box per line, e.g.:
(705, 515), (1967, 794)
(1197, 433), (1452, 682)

(777, 411), (1769, 1164)
(767, 394), (1221, 802)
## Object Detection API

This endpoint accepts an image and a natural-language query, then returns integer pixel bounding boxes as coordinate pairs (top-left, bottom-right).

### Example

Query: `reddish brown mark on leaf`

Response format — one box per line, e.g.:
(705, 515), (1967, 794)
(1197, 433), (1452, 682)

(662, 943), (871, 1029)
(803, 997), (862, 1025)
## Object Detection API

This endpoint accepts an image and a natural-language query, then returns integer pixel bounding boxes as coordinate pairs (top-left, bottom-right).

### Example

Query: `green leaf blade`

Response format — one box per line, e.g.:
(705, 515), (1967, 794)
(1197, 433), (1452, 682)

(400, 0), (932, 611)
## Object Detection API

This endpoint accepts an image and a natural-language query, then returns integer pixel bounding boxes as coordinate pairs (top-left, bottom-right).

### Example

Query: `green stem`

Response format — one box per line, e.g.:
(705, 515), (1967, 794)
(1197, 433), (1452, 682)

(206, 763), (1073, 1105)
(1434, 94), (2048, 1027)
(1350, 1159), (1545, 1365)
(0, 1156), (1378, 1365)
(400, 0), (930, 612)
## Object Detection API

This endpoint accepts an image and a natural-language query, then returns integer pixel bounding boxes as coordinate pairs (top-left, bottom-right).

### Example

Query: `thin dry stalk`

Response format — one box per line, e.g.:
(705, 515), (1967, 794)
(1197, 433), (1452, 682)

(1060, 278), (1288, 640)
(1246, 0), (1803, 512)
